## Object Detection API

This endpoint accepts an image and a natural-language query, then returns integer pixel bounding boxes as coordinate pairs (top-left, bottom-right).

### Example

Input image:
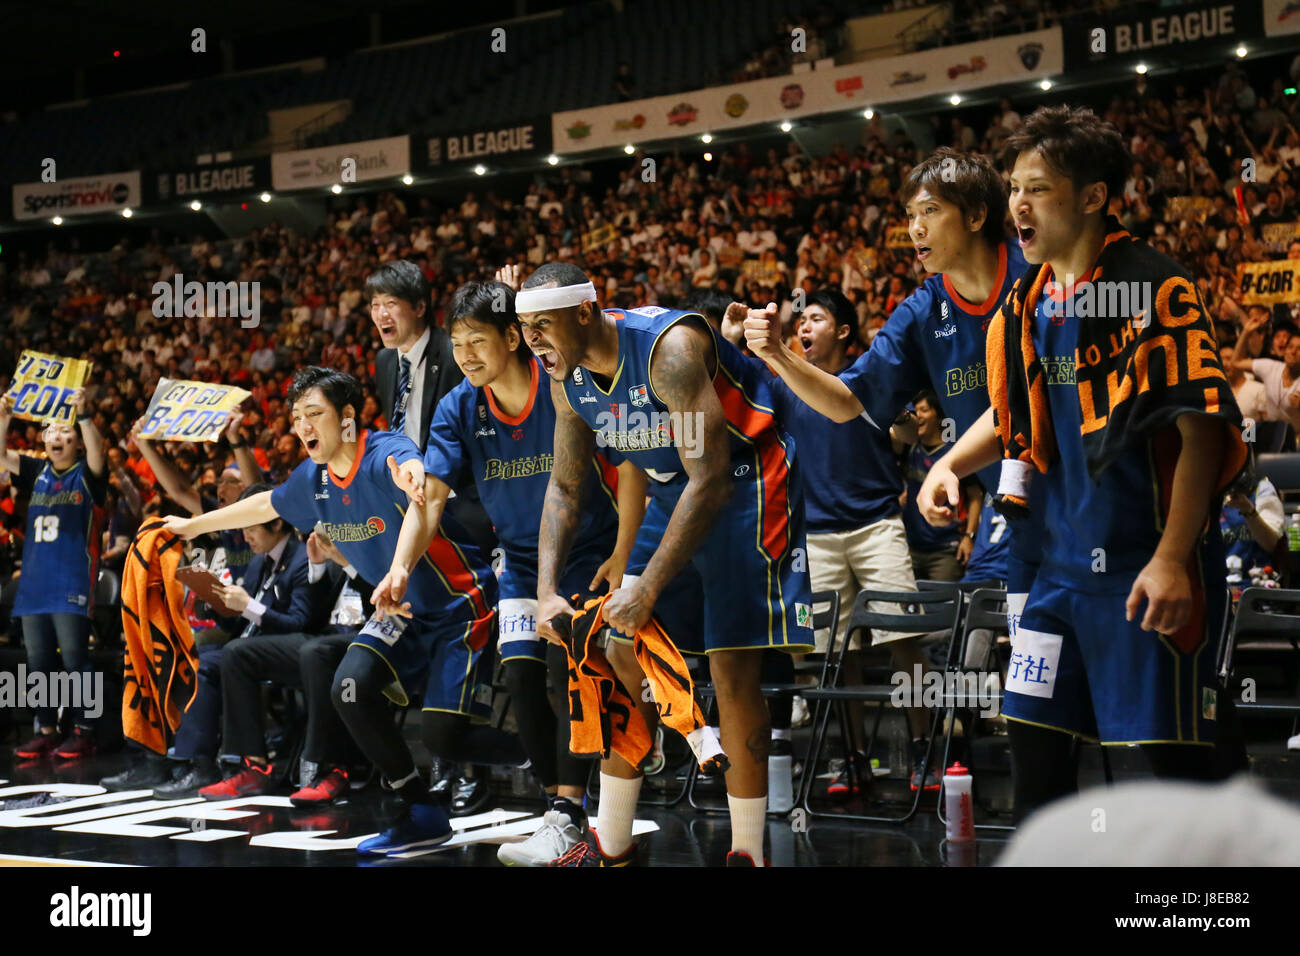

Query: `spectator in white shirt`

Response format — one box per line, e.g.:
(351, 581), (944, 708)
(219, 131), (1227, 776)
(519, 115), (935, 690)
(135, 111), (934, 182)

(1228, 310), (1300, 431)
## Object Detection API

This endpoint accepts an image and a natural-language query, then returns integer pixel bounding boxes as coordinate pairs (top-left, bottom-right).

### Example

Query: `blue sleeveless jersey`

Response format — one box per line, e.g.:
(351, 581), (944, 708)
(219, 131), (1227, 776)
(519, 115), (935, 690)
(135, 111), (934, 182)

(201, 495), (253, 585)
(271, 429), (494, 622)
(425, 356), (620, 557)
(561, 306), (796, 498)
(14, 456), (107, 617)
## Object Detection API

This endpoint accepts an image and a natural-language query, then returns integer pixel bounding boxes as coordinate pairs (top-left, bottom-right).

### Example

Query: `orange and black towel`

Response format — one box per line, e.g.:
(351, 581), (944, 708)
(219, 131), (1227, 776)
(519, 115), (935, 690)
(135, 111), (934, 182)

(987, 217), (1247, 518)
(120, 518), (199, 755)
(556, 594), (720, 771)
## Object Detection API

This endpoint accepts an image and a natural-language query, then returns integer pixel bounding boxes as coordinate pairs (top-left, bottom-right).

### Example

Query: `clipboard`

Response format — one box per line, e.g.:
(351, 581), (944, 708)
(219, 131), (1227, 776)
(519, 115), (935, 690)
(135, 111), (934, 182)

(176, 565), (238, 616)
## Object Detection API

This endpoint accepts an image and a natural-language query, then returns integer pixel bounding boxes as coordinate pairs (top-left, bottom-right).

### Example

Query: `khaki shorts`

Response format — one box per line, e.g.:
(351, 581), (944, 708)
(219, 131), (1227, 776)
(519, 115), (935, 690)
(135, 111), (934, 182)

(808, 515), (924, 652)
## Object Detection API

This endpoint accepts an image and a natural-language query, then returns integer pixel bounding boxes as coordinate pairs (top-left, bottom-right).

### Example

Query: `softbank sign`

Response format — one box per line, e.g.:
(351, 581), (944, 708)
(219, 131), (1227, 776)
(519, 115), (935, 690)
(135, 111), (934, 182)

(14, 171), (142, 220)
(271, 135), (410, 190)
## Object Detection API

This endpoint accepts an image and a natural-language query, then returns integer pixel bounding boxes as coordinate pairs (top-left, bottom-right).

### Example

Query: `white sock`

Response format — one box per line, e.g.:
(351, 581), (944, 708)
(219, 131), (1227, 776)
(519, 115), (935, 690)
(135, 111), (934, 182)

(728, 794), (767, 866)
(595, 773), (642, 857)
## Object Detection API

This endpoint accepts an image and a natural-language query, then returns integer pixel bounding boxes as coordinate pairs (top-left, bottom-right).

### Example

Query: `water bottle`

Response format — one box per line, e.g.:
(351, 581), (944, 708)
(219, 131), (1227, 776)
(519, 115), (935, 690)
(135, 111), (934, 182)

(768, 737), (794, 815)
(943, 762), (974, 843)
(1288, 513), (1300, 552)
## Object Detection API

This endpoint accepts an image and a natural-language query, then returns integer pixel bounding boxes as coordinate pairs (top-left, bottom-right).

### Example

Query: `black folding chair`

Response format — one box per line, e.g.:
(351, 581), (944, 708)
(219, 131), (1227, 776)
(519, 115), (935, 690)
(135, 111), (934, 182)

(1218, 587), (1300, 735)
(799, 584), (962, 823)
(683, 590), (842, 814)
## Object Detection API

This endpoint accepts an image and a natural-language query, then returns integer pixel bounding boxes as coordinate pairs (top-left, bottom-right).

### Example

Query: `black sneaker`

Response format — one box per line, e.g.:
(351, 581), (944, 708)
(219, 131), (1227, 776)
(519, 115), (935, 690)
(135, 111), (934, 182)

(153, 757), (221, 798)
(909, 740), (942, 792)
(451, 773), (490, 817)
(100, 755), (175, 792)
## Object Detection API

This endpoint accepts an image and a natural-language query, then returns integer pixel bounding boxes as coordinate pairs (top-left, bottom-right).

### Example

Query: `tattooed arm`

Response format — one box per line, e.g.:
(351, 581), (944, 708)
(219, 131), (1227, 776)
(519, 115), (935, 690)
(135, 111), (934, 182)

(536, 378), (597, 642)
(602, 319), (731, 638)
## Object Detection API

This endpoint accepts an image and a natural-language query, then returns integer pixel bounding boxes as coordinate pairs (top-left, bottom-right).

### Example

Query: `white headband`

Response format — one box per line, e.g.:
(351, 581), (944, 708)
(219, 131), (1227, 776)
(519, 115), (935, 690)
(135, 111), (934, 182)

(514, 281), (597, 314)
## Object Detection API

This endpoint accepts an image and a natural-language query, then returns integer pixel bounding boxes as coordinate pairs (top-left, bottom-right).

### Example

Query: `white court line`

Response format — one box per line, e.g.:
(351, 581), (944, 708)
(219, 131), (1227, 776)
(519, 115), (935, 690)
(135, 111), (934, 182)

(0, 853), (132, 867)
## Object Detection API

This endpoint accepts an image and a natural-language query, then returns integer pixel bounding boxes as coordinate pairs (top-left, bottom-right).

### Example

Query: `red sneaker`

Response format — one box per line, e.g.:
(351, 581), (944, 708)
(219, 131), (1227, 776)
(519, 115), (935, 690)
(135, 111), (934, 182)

(14, 732), (62, 760)
(53, 728), (96, 760)
(290, 768), (349, 808)
(199, 760), (276, 800)
(725, 850), (770, 867)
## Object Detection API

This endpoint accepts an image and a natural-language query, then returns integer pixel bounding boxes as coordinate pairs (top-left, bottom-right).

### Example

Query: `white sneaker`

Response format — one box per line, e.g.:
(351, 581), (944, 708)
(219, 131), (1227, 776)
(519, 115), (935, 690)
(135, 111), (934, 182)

(791, 695), (811, 728)
(497, 809), (584, 867)
(1287, 733), (1300, 751)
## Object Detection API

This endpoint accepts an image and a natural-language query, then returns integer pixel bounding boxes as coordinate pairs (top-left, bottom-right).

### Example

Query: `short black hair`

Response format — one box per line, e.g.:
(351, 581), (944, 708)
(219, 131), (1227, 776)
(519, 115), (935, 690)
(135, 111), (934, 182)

(239, 481), (287, 533)
(914, 389), (943, 416)
(364, 260), (430, 317)
(804, 289), (862, 352)
(1005, 105), (1130, 209)
(522, 261), (590, 291)
(447, 281), (528, 361)
(684, 288), (732, 325)
(287, 366), (363, 420)
(899, 147), (1008, 245)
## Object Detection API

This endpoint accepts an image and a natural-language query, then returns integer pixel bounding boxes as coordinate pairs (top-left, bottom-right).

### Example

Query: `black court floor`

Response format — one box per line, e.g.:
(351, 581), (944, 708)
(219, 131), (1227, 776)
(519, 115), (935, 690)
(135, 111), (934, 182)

(0, 749), (1016, 868)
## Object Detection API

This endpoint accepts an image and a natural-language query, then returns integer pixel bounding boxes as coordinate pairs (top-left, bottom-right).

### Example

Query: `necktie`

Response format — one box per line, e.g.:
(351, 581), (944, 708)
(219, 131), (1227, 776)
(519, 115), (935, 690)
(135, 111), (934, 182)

(239, 555), (280, 640)
(391, 354), (412, 432)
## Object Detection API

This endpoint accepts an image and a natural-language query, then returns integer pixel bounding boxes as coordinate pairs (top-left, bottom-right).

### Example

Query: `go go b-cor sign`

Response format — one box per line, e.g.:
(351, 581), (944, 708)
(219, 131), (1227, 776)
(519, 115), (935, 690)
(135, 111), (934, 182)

(4, 350), (94, 426)
(140, 378), (251, 443)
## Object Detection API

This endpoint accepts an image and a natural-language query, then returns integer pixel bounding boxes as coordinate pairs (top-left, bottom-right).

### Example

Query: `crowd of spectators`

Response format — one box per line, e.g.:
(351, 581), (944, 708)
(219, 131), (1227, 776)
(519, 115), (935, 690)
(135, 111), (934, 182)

(1, 57), (1298, 586)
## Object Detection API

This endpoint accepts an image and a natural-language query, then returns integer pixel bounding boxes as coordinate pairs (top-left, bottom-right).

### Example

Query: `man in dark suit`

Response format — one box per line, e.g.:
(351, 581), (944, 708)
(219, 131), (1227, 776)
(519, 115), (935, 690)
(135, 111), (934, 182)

(366, 259), (498, 813)
(202, 529), (375, 805)
(151, 484), (327, 797)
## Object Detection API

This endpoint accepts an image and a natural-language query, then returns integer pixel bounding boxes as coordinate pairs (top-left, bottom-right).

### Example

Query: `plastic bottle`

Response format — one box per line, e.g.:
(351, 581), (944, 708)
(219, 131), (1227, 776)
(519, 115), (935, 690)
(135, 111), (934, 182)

(1288, 513), (1300, 552)
(943, 762), (974, 843)
(768, 737), (794, 814)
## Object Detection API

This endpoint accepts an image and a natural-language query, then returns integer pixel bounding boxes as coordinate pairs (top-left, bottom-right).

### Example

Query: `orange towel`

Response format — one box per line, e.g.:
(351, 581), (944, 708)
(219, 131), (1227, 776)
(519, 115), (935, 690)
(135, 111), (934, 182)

(120, 518), (199, 755)
(557, 594), (726, 772)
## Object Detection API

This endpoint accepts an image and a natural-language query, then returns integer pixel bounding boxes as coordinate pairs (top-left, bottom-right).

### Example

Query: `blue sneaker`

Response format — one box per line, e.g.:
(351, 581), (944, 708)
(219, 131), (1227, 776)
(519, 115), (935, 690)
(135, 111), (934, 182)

(357, 802), (454, 856)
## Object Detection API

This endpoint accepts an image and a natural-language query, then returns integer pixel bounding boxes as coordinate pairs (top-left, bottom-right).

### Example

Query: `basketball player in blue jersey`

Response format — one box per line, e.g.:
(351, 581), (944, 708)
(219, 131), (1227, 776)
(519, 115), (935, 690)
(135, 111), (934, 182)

(375, 279), (647, 865)
(518, 261), (815, 867)
(917, 105), (1246, 820)
(164, 367), (521, 855)
(0, 389), (107, 761)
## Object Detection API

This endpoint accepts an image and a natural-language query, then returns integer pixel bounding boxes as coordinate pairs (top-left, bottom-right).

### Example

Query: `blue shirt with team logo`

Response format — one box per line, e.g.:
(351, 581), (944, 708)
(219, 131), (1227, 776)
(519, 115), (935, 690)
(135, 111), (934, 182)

(270, 429), (494, 619)
(424, 355), (620, 562)
(13, 455), (107, 617)
(840, 240), (1026, 495)
(902, 441), (962, 553)
(560, 306), (795, 501)
(201, 494), (253, 585)
(768, 367), (901, 534)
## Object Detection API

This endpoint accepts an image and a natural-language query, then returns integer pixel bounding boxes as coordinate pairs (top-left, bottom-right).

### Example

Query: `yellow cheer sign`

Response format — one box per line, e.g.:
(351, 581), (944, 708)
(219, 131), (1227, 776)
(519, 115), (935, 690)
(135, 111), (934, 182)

(140, 378), (252, 443)
(4, 350), (94, 425)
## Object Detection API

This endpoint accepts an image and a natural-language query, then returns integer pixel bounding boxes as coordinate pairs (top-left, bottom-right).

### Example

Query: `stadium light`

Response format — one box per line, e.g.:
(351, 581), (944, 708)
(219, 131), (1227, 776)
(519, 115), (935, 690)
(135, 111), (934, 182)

(780, 121), (792, 133)
(1136, 63), (1148, 74)
(1236, 45), (1247, 58)
(121, 208), (133, 218)
(547, 154), (559, 165)
(259, 192), (271, 203)
(862, 108), (874, 119)
(1039, 79), (1053, 91)
(701, 133), (713, 144)
(330, 184), (343, 194)
(51, 216), (63, 225)
(474, 164), (487, 175)
(401, 174), (414, 185)
(704, 152), (713, 161)
(949, 94), (962, 106)
(190, 200), (202, 211)
(623, 144), (635, 154)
